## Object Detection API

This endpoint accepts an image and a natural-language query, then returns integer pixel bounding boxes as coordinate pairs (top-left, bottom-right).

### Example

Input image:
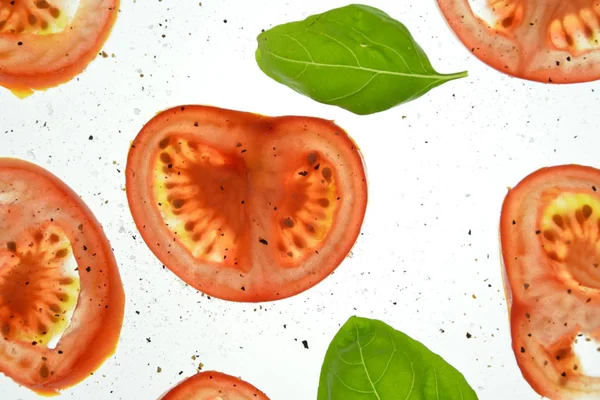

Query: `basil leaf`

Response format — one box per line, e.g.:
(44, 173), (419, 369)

(255, 4), (467, 115)
(318, 316), (478, 400)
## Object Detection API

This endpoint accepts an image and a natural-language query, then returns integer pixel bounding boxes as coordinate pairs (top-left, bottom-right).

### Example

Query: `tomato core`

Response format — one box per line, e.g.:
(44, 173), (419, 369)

(0, 0), (70, 34)
(439, 0), (600, 82)
(126, 105), (367, 302)
(0, 225), (79, 348)
(539, 193), (600, 289)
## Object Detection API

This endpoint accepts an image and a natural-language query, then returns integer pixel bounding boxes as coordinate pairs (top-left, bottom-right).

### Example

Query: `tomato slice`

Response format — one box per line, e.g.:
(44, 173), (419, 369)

(126, 105), (367, 302)
(437, 0), (600, 83)
(0, 158), (125, 395)
(0, 0), (119, 97)
(500, 165), (600, 399)
(158, 371), (270, 400)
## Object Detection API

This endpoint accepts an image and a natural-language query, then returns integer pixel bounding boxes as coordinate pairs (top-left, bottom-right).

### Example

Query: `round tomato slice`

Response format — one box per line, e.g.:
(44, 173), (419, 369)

(0, 0), (119, 97)
(126, 105), (367, 302)
(158, 371), (270, 400)
(500, 165), (600, 399)
(437, 0), (600, 83)
(0, 158), (125, 395)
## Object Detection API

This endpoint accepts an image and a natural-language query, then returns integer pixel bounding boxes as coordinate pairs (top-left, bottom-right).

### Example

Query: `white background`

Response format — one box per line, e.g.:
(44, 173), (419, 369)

(2, 0), (600, 399)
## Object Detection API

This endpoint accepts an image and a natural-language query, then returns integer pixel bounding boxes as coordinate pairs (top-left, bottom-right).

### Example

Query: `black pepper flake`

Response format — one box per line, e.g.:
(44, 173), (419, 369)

(561, 371), (567, 377)
(593, 186), (597, 192)
(241, 286), (246, 291)
(302, 340), (309, 349)
(525, 312), (531, 319)
(512, 220), (516, 225)
(298, 171), (308, 177)
(466, 332), (472, 339)
(58, 350), (63, 354)
(258, 238), (268, 245)
(524, 283), (530, 289)
(17, 41), (23, 46)
(521, 346), (526, 353)
(535, 230), (541, 235)
(85, 266), (91, 272)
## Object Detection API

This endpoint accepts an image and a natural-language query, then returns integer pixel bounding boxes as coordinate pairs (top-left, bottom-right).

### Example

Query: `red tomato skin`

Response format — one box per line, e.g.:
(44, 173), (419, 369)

(500, 165), (600, 399)
(126, 105), (368, 303)
(158, 371), (270, 400)
(0, 158), (125, 395)
(0, 0), (120, 94)
(436, 0), (600, 83)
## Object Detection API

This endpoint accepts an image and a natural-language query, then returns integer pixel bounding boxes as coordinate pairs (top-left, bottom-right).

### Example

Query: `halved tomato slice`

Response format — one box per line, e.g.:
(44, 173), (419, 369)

(500, 165), (600, 399)
(126, 105), (367, 302)
(0, 158), (125, 395)
(437, 1), (600, 83)
(158, 371), (270, 400)
(0, 0), (119, 97)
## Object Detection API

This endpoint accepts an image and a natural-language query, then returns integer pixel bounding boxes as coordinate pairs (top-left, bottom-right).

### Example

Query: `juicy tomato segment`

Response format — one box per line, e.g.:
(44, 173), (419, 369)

(437, 0), (600, 82)
(0, 224), (80, 348)
(126, 105), (367, 302)
(0, 158), (125, 395)
(0, 0), (119, 96)
(500, 165), (600, 399)
(159, 371), (270, 400)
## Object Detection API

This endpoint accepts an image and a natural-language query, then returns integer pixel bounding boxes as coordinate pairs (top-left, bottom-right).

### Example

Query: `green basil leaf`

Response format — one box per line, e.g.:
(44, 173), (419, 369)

(318, 316), (478, 400)
(255, 4), (467, 115)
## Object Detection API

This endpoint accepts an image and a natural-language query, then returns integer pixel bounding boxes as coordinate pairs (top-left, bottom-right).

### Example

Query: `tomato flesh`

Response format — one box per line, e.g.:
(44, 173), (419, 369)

(500, 165), (600, 399)
(159, 371), (270, 400)
(437, 0), (600, 82)
(0, 158), (125, 395)
(126, 105), (367, 302)
(0, 0), (119, 96)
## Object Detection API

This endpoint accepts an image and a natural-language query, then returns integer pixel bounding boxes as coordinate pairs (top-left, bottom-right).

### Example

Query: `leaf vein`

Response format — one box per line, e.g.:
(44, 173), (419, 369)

(277, 33), (314, 62)
(354, 322), (381, 400)
(457, 379), (465, 400)
(335, 346), (363, 366)
(403, 349), (416, 400)
(321, 17), (412, 72)
(264, 50), (455, 81)
(332, 370), (375, 394)
(434, 368), (440, 400)
(322, 73), (379, 103)
(307, 28), (362, 67)
(373, 333), (397, 385)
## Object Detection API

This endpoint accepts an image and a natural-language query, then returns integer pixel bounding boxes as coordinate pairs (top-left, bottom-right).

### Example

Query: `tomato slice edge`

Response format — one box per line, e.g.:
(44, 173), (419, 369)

(0, 158), (125, 395)
(159, 370), (270, 400)
(500, 164), (600, 398)
(126, 105), (367, 302)
(0, 0), (120, 93)
(436, 0), (600, 83)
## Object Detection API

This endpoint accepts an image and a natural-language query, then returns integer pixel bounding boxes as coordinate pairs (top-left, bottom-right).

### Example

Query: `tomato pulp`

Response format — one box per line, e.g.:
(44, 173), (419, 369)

(0, 158), (125, 395)
(500, 165), (600, 399)
(0, 0), (119, 96)
(159, 371), (270, 400)
(437, 0), (600, 83)
(126, 105), (368, 302)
